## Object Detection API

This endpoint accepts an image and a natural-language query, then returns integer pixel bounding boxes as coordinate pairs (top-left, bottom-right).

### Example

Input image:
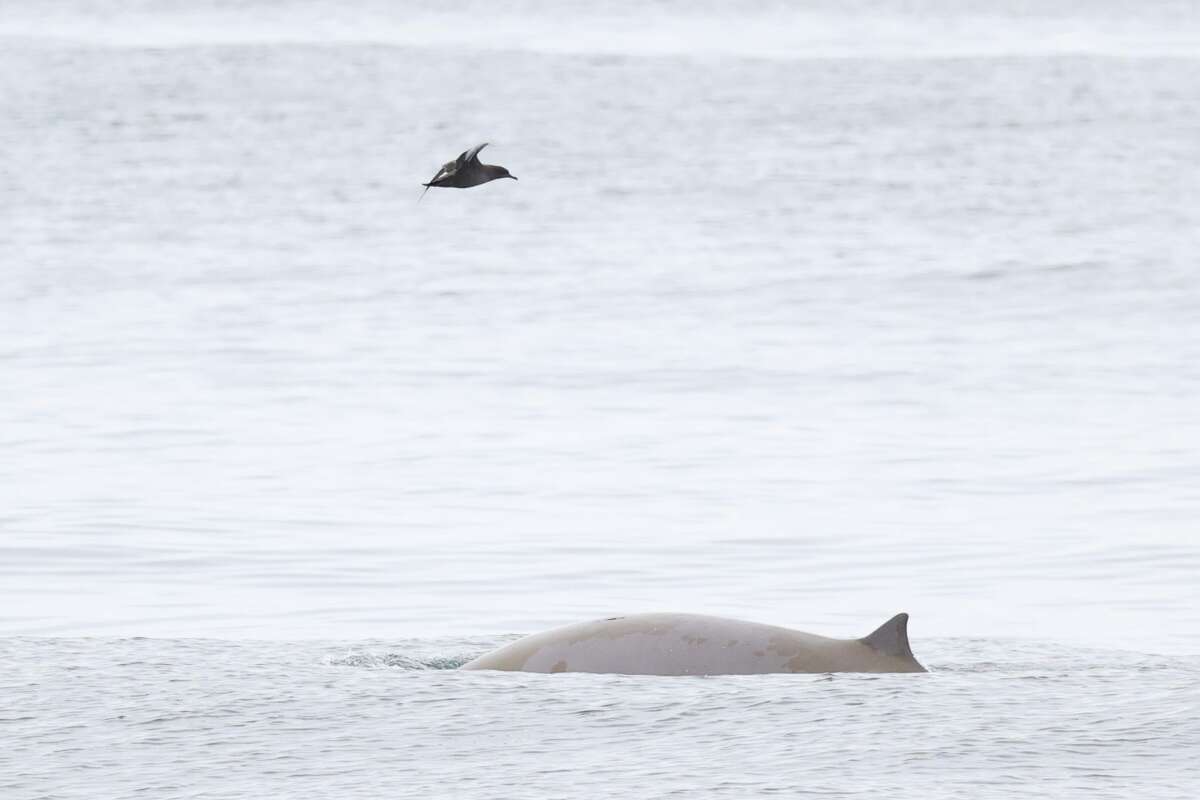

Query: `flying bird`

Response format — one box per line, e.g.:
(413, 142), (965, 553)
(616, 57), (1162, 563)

(420, 143), (516, 201)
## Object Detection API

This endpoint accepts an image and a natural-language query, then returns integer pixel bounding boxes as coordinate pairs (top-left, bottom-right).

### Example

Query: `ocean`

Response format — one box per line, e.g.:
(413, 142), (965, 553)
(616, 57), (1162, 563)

(1, 1), (1198, 797)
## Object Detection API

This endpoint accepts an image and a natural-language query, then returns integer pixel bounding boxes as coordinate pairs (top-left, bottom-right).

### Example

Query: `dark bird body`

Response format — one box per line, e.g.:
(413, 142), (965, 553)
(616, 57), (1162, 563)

(421, 143), (516, 200)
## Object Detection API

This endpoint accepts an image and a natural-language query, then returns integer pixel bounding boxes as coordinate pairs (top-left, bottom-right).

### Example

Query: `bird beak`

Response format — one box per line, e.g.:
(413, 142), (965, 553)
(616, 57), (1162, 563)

(509, 175), (518, 180)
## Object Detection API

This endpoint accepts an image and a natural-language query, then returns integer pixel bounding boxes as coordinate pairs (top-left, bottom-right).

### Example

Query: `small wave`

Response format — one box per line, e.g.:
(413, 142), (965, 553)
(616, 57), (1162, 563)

(325, 649), (476, 670)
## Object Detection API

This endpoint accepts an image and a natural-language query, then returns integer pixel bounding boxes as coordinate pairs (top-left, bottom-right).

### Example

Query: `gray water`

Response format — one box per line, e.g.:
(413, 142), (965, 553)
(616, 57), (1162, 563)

(2, 1), (1199, 797)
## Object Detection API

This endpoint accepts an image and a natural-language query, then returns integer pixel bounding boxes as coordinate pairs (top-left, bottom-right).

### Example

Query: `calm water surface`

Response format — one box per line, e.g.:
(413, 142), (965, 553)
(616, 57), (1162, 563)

(1, 1), (1198, 797)
(4, 637), (1199, 799)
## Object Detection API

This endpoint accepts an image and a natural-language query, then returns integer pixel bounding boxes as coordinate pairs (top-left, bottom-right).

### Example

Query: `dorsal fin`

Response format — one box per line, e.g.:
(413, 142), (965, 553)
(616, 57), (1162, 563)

(860, 613), (914, 659)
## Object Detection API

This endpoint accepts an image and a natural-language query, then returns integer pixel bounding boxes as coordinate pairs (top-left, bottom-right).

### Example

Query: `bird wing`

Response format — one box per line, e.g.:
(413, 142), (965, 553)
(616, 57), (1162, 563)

(426, 158), (459, 185)
(460, 142), (489, 165)
(425, 144), (489, 186)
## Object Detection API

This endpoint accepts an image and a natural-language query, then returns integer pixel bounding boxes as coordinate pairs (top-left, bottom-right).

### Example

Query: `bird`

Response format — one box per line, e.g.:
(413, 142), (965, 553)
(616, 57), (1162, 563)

(420, 143), (517, 201)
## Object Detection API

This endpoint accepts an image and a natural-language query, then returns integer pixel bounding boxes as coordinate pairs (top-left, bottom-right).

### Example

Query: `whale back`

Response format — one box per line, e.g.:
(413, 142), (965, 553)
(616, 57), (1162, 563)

(460, 612), (926, 675)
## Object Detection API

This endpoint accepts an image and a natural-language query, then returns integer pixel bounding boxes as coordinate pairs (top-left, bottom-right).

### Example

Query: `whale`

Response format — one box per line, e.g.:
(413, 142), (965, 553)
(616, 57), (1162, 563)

(460, 612), (925, 675)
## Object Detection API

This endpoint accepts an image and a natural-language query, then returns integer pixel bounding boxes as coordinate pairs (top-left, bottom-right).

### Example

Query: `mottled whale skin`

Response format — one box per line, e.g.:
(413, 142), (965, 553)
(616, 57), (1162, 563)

(460, 612), (925, 675)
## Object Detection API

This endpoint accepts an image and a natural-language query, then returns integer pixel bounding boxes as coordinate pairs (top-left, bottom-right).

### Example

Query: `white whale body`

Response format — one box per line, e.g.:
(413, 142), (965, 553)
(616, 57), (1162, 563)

(460, 612), (926, 675)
